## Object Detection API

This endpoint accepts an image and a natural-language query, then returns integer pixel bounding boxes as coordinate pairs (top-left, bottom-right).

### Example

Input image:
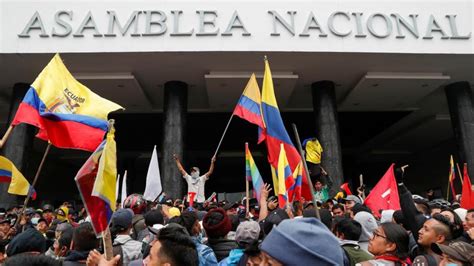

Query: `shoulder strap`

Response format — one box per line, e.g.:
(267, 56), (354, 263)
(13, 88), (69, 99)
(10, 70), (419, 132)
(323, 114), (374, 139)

(112, 244), (124, 266)
(341, 246), (353, 266)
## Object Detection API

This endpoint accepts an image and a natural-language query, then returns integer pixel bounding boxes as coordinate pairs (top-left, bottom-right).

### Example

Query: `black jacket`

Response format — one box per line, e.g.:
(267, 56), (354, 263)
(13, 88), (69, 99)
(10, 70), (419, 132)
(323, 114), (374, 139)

(207, 238), (238, 262)
(397, 184), (428, 260)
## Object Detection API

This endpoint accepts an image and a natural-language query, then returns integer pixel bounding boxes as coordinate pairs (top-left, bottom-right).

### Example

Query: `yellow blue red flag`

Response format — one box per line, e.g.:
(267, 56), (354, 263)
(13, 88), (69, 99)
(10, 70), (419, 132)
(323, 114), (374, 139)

(92, 123), (117, 212)
(0, 156), (36, 200)
(260, 58), (310, 200)
(12, 54), (123, 152)
(233, 74), (265, 141)
(277, 144), (292, 208)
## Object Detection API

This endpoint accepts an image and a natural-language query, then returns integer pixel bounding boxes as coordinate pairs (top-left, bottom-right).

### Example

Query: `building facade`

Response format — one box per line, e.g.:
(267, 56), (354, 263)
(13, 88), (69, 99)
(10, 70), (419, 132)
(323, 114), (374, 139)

(0, 0), (473, 206)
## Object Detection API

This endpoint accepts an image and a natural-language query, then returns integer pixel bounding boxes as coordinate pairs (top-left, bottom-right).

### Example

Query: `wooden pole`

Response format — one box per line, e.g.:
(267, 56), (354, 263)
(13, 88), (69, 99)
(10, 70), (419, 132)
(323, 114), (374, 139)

(102, 227), (113, 260)
(0, 125), (14, 149)
(16, 142), (52, 226)
(213, 114), (234, 158)
(291, 124), (320, 220)
(456, 163), (464, 185)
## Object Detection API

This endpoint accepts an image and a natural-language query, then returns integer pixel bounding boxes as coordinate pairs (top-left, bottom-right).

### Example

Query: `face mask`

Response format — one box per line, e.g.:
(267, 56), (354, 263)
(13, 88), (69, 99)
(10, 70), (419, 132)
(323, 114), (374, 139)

(31, 217), (40, 225)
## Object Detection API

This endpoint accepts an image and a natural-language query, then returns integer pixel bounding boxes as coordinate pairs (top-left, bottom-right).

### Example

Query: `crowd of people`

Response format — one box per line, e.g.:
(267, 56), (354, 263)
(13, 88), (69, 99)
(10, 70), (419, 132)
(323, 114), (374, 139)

(0, 166), (473, 266)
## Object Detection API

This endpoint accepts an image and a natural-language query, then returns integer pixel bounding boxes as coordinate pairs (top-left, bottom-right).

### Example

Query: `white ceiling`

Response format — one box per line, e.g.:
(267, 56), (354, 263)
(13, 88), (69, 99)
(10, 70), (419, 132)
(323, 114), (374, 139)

(0, 51), (472, 157)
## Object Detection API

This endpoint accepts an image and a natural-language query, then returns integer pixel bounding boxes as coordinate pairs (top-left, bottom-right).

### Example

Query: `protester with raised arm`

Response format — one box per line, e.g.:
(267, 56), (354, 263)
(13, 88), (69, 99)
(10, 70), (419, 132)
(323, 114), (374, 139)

(173, 154), (216, 205)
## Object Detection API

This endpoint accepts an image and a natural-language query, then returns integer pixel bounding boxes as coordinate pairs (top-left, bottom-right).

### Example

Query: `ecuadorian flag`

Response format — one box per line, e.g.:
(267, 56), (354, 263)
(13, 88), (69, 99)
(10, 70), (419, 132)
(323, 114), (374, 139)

(75, 122), (116, 236)
(12, 54), (123, 152)
(245, 143), (264, 202)
(289, 162), (303, 201)
(0, 156), (36, 200)
(277, 144), (291, 208)
(260, 58), (311, 201)
(233, 74), (265, 141)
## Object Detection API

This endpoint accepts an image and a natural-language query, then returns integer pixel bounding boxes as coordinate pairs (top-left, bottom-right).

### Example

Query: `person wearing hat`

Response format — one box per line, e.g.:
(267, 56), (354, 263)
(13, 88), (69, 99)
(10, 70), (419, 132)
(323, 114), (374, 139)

(111, 208), (143, 266)
(342, 195), (363, 214)
(0, 219), (12, 241)
(223, 202), (239, 216)
(219, 221), (260, 266)
(174, 154), (217, 204)
(42, 204), (55, 226)
(36, 218), (49, 235)
(6, 227), (46, 257)
(260, 218), (343, 265)
(430, 241), (474, 266)
(203, 208), (238, 261)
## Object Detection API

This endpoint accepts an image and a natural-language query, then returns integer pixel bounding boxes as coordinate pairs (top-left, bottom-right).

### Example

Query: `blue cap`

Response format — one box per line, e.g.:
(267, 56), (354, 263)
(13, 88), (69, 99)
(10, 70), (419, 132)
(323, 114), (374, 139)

(261, 218), (343, 265)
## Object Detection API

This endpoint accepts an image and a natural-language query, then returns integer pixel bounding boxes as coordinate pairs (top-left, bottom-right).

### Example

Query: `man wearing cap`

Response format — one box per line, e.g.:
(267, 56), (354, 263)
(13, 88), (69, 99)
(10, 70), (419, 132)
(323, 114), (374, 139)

(343, 195), (362, 214)
(0, 219), (13, 241)
(260, 218), (344, 265)
(219, 221), (260, 266)
(42, 204), (55, 226)
(173, 154), (216, 204)
(431, 241), (474, 266)
(223, 202), (239, 216)
(111, 208), (143, 265)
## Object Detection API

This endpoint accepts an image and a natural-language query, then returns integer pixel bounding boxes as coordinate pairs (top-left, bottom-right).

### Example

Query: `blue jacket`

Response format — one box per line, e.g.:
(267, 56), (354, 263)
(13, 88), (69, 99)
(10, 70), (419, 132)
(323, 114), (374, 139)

(192, 237), (218, 266)
(218, 249), (244, 266)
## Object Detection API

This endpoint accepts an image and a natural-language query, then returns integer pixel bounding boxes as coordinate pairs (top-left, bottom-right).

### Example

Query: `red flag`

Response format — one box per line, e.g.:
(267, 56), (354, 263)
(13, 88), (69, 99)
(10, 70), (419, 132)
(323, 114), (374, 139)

(340, 183), (352, 195)
(364, 164), (400, 217)
(460, 164), (474, 209)
(188, 192), (197, 207)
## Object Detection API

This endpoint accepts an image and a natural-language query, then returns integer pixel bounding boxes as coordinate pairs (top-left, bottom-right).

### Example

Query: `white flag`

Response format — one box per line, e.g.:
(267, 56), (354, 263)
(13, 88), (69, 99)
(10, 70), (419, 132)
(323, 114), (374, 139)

(121, 170), (128, 207)
(143, 145), (162, 201)
(115, 174), (120, 202)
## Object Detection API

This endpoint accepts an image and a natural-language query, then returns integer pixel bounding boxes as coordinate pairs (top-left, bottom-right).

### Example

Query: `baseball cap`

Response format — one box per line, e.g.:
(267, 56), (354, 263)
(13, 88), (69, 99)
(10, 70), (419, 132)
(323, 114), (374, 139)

(431, 242), (474, 264)
(235, 221), (260, 247)
(112, 208), (133, 230)
(342, 195), (362, 204)
(223, 202), (239, 211)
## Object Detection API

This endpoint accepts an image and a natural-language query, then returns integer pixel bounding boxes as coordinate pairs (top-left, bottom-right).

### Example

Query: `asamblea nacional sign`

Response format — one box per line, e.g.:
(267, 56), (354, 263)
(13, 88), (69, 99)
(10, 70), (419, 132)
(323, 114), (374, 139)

(1, 0), (473, 54)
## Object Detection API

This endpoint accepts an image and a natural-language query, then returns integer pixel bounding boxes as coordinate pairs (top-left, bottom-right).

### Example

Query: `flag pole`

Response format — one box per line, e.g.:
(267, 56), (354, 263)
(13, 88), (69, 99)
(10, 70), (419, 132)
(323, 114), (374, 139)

(102, 227), (113, 260)
(456, 163), (464, 185)
(0, 125), (14, 149)
(245, 143), (250, 218)
(291, 124), (320, 220)
(213, 114), (235, 158)
(246, 180), (250, 218)
(16, 142), (52, 226)
(446, 180), (450, 201)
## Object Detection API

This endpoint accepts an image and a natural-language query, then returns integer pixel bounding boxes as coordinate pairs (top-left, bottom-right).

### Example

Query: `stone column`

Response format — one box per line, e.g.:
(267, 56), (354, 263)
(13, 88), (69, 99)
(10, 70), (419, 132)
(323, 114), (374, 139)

(445, 81), (474, 182)
(0, 83), (35, 208)
(311, 80), (344, 196)
(162, 81), (187, 199)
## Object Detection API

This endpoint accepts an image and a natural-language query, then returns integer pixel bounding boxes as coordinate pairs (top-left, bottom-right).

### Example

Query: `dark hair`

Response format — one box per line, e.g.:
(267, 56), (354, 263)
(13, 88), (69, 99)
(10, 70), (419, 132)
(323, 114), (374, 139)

(431, 213), (454, 241)
(169, 211), (198, 236)
(228, 214), (240, 232)
(4, 254), (62, 266)
(145, 209), (164, 227)
(392, 210), (405, 225)
(72, 222), (99, 251)
(440, 209), (463, 239)
(380, 222), (409, 260)
(351, 203), (372, 216)
(467, 209), (474, 214)
(332, 204), (344, 212)
(58, 230), (73, 249)
(334, 218), (362, 241)
(157, 223), (198, 266)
